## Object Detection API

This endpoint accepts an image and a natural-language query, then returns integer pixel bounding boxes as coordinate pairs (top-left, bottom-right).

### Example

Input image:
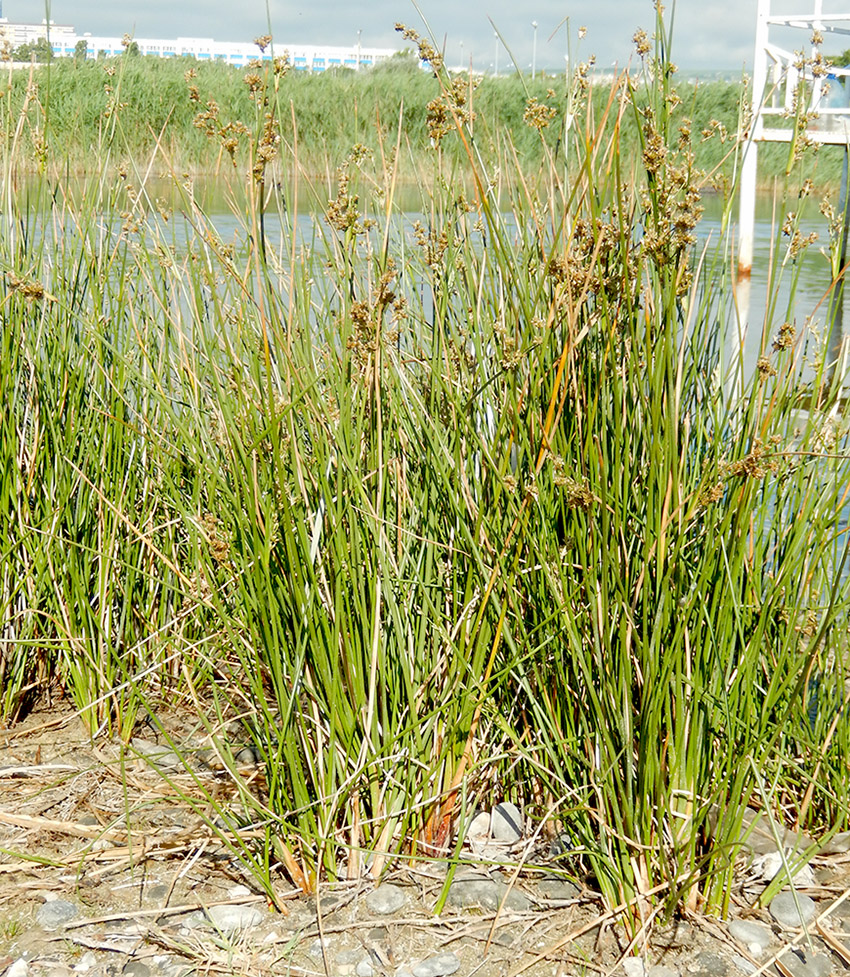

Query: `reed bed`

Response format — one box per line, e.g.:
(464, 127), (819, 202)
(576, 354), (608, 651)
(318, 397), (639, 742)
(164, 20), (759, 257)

(1, 9), (849, 927)
(0, 44), (840, 187)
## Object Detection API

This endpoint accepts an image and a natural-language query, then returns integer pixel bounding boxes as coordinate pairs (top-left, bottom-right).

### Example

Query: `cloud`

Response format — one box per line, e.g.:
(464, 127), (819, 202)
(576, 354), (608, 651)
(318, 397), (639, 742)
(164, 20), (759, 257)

(10, 0), (759, 71)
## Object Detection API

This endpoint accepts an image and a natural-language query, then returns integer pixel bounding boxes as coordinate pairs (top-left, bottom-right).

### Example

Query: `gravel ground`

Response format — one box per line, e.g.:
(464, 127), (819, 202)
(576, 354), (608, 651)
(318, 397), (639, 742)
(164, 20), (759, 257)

(3, 704), (850, 977)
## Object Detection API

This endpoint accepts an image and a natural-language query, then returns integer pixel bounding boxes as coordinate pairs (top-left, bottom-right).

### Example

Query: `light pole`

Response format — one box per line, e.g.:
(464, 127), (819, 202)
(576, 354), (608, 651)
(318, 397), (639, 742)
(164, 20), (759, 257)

(357, 28), (362, 70)
(459, 39), (463, 70)
(531, 20), (538, 80)
(494, 32), (499, 76)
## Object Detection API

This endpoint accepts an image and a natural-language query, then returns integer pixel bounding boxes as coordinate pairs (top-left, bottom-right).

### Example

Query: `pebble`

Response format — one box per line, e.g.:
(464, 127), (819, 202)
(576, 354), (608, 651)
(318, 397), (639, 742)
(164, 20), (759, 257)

(129, 738), (185, 773)
(622, 959), (646, 977)
(446, 873), (529, 911)
(686, 951), (727, 977)
(656, 921), (694, 949)
(490, 802), (523, 843)
(819, 831), (850, 854)
(206, 904), (264, 934)
(466, 811), (491, 843)
(769, 892), (817, 928)
(751, 852), (816, 887)
(121, 964), (150, 977)
(308, 939), (333, 960)
(6, 961), (28, 977)
(73, 953), (98, 972)
(365, 883), (406, 915)
(411, 953), (461, 977)
(648, 967), (678, 977)
(334, 951), (362, 968)
(176, 910), (207, 931)
(727, 920), (772, 952)
(227, 885), (253, 898)
(535, 879), (579, 903)
(730, 956), (756, 975)
(36, 901), (79, 930)
(778, 950), (832, 977)
(355, 961), (374, 977)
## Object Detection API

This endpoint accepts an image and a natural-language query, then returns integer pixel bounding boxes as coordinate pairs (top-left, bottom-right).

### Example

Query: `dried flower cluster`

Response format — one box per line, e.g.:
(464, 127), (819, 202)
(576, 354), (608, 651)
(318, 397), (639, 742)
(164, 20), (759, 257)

(772, 322), (796, 351)
(637, 108), (703, 294)
(781, 211), (818, 260)
(633, 29), (651, 58)
(325, 146), (375, 234)
(524, 96), (557, 131)
(394, 23), (444, 73)
(723, 439), (780, 480)
(412, 220), (450, 270)
(6, 272), (47, 301)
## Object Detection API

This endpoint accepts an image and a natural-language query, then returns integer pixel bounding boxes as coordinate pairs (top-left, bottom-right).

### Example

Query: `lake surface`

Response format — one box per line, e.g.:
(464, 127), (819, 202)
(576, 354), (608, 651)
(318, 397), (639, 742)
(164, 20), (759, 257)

(14, 174), (848, 385)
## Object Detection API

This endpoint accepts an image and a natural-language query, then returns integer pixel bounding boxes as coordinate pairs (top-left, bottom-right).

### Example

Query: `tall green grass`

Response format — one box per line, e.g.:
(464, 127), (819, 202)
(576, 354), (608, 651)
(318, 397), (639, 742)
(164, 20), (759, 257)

(1, 8), (849, 926)
(0, 46), (845, 188)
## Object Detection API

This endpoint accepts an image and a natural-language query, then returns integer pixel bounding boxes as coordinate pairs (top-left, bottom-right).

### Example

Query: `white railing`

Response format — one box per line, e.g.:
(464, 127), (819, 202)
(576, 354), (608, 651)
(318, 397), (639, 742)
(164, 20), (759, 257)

(739, 0), (850, 275)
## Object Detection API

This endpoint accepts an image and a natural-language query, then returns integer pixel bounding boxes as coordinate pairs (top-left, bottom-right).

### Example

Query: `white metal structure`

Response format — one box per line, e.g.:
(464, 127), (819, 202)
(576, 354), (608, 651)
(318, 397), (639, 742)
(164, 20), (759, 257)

(739, 0), (850, 276)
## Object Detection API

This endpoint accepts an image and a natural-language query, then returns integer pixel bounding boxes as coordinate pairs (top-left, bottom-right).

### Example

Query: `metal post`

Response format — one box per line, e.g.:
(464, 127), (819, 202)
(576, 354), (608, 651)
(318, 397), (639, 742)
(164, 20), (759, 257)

(532, 21), (538, 80)
(738, 0), (770, 278)
(494, 33), (499, 76)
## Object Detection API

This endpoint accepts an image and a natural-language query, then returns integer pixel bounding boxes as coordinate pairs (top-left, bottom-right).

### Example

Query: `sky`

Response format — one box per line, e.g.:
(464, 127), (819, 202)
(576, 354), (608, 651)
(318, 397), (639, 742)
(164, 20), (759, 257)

(4, 0), (847, 75)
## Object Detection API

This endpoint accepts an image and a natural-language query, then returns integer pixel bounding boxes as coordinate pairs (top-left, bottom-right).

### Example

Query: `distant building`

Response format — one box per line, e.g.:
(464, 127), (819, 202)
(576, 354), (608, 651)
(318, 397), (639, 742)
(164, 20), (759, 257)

(0, 17), (74, 50)
(0, 16), (394, 71)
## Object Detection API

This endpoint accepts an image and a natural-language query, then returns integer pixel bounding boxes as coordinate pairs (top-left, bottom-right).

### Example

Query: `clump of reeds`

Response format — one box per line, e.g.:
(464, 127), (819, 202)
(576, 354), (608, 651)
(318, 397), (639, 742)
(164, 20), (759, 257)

(1, 4), (849, 926)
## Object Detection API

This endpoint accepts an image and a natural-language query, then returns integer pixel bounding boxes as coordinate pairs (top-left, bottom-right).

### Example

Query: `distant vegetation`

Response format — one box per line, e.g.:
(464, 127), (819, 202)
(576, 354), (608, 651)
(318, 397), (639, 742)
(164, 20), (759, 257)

(0, 50), (843, 188)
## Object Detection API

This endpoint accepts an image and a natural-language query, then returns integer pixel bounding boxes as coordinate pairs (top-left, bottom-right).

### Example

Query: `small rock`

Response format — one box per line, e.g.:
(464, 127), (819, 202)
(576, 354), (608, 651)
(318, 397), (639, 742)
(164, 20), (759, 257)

(36, 900), (79, 930)
(6, 961), (28, 977)
(536, 879), (579, 903)
(465, 811), (491, 845)
(731, 956), (756, 975)
(227, 885), (253, 898)
(647, 967), (678, 977)
(769, 892), (817, 929)
(335, 952), (363, 967)
(728, 920), (772, 952)
(548, 833), (573, 857)
(687, 951), (728, 977)
(777, 950), (832, 977)
(446, 871), (529, 911)
(308, 939), (332, 961)
(355, 961), (374, 977)
(411, 953), (461, 977)
(622, 960), (646, 977)
(490, 802), (523, 844)
(176, 910), (207, 931)
(142, 884), (169, 905)
(207, 904), (264, 934)
(73, 953), (98, 973)
(121, 964), (151, 977)
(751, 852), (816, 887)
(730, 808), (815, 857)
(235, 746), (257, 766)
(129, 738), (185, 773)
(365, 884), (406, 916)
(656, 921), (693, 949)
(819, 832), (850, 855)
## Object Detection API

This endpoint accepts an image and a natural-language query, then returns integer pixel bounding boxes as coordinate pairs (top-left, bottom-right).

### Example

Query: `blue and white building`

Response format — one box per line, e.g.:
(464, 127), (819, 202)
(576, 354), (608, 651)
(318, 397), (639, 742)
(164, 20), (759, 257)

(0, 14), (395, 71)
